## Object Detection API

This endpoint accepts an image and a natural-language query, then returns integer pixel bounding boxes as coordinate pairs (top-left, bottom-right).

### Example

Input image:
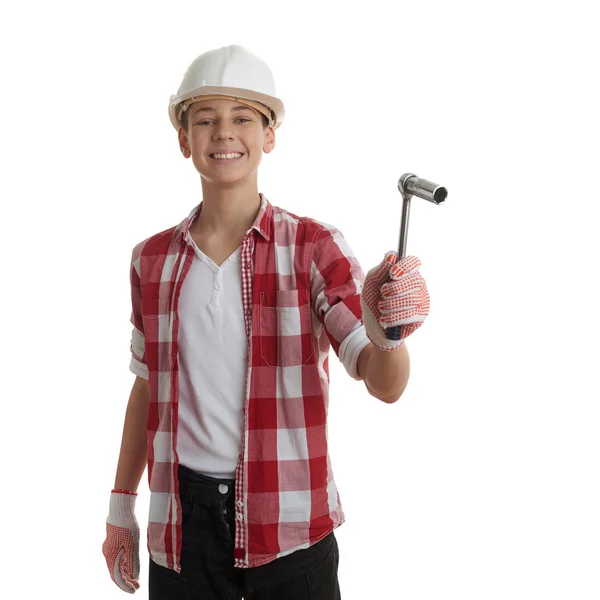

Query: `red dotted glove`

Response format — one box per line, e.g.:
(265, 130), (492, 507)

(102, 491), (140, 594)
(360, 251), (430, 351)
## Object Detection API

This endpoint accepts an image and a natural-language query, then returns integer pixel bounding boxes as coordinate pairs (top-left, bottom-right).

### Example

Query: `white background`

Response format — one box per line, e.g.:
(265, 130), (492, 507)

(2, 0), (599, 598)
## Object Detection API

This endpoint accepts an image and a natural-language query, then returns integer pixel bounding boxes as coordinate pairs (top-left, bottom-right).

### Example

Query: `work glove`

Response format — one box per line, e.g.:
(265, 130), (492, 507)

(102, 490), (140, 594)
(360, 251), (430, 351)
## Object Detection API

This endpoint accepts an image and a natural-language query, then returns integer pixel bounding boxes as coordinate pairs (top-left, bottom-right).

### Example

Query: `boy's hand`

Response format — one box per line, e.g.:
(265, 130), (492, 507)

(360, 251), (430, 351)
(102, 491), (140, 594)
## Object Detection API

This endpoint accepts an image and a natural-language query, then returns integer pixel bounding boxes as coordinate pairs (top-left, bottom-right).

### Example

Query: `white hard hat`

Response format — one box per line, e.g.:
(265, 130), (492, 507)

(168, 45), (285, 131)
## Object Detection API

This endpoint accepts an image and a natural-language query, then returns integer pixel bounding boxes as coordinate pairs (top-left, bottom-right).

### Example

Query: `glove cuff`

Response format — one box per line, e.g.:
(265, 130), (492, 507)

(108, 490), (137, 525)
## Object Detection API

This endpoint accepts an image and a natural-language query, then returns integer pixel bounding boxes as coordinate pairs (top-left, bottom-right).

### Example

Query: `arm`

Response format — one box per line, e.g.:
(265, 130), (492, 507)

(113, 376), (150, 492)
(114, 242), (150, 491)
(310, 227), (371, 380)
(356, 342), (410, 403)
(309, 226), (411, 396)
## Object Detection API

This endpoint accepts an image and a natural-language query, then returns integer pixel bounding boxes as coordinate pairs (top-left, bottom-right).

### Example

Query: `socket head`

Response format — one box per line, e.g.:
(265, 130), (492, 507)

(398, 173), (447, 205)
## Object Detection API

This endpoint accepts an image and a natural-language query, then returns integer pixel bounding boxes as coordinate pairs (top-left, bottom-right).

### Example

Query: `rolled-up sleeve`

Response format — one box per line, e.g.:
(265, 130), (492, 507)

(128, 243), (149, 380)
(310, 225), (371, 380)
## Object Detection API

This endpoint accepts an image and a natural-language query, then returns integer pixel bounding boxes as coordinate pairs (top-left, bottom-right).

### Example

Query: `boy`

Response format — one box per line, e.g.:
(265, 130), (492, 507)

(102, 45), (429, 599)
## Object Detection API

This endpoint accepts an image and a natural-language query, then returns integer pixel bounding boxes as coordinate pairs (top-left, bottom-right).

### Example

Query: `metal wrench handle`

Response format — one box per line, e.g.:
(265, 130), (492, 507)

(385, 173), (447, 341)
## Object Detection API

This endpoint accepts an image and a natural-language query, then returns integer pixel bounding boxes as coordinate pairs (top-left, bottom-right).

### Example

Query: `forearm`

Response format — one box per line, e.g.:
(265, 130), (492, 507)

(358, 342), (410, 403)
(114, 378), (149, 491)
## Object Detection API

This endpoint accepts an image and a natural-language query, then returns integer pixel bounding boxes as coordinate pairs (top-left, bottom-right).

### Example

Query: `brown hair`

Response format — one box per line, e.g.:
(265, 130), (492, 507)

(181, 106), (270, 132)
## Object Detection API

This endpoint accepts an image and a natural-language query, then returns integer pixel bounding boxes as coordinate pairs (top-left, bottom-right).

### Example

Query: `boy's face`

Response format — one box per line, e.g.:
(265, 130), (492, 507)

(177, 97), (275, 185)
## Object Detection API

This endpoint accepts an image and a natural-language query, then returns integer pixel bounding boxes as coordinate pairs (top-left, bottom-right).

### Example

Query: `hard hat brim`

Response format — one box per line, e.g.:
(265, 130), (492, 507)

(169, 86), (284, 131)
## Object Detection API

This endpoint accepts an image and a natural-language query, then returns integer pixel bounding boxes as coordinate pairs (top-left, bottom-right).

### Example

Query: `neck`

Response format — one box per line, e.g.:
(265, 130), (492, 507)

(193, 182), (262, 237)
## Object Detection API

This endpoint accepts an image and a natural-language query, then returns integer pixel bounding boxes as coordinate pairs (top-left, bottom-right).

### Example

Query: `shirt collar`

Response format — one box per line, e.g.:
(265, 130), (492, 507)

(178, 192), (272, 242)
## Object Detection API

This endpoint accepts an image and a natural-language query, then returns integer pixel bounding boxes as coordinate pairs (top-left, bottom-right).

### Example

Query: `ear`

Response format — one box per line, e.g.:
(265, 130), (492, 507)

(178, 127), (191, 158)
(263, 126), (276, 154)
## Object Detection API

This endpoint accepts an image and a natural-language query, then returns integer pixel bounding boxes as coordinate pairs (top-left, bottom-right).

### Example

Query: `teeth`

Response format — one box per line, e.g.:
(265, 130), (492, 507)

(212, 153), (242, 159)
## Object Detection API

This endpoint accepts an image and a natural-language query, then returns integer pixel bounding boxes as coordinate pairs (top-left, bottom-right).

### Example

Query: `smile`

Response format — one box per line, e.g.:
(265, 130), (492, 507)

(209, 153), (244, 161)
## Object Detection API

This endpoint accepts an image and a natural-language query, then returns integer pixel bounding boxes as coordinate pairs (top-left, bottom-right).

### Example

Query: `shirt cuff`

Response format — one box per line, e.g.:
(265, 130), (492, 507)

(129, 357), (149, 380)
(339, 324), (371, 381)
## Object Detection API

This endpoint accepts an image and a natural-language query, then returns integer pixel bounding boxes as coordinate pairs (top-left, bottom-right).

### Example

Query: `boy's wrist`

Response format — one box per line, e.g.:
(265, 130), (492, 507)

(112, 488), (137, 495)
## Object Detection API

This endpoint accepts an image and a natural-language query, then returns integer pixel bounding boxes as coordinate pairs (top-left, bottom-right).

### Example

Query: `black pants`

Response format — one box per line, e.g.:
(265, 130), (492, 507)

(149, 463), (341, 599)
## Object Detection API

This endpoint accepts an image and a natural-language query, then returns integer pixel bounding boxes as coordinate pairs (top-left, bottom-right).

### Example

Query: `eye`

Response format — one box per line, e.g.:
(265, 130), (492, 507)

(195, 118), (251, 125)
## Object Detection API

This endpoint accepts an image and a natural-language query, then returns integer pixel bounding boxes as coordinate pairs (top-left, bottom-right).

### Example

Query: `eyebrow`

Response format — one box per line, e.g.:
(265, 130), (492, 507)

(190, 105), (256, 118)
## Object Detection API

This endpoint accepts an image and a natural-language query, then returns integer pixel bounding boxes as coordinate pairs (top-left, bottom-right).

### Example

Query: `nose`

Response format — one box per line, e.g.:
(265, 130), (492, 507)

(212, 121), (235, 140)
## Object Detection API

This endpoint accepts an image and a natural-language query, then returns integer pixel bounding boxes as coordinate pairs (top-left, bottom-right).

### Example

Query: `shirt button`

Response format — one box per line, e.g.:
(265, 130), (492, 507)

(229, 256), (235, 262)
(237, 513), (243, 521)
(218, 484), (229, 494)
(236, 500), (243, 508)
(215, 284), (221, 291)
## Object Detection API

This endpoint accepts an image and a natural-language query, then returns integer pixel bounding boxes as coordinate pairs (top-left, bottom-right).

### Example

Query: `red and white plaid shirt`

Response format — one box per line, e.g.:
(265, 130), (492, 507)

(129, 193), (371, 571)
